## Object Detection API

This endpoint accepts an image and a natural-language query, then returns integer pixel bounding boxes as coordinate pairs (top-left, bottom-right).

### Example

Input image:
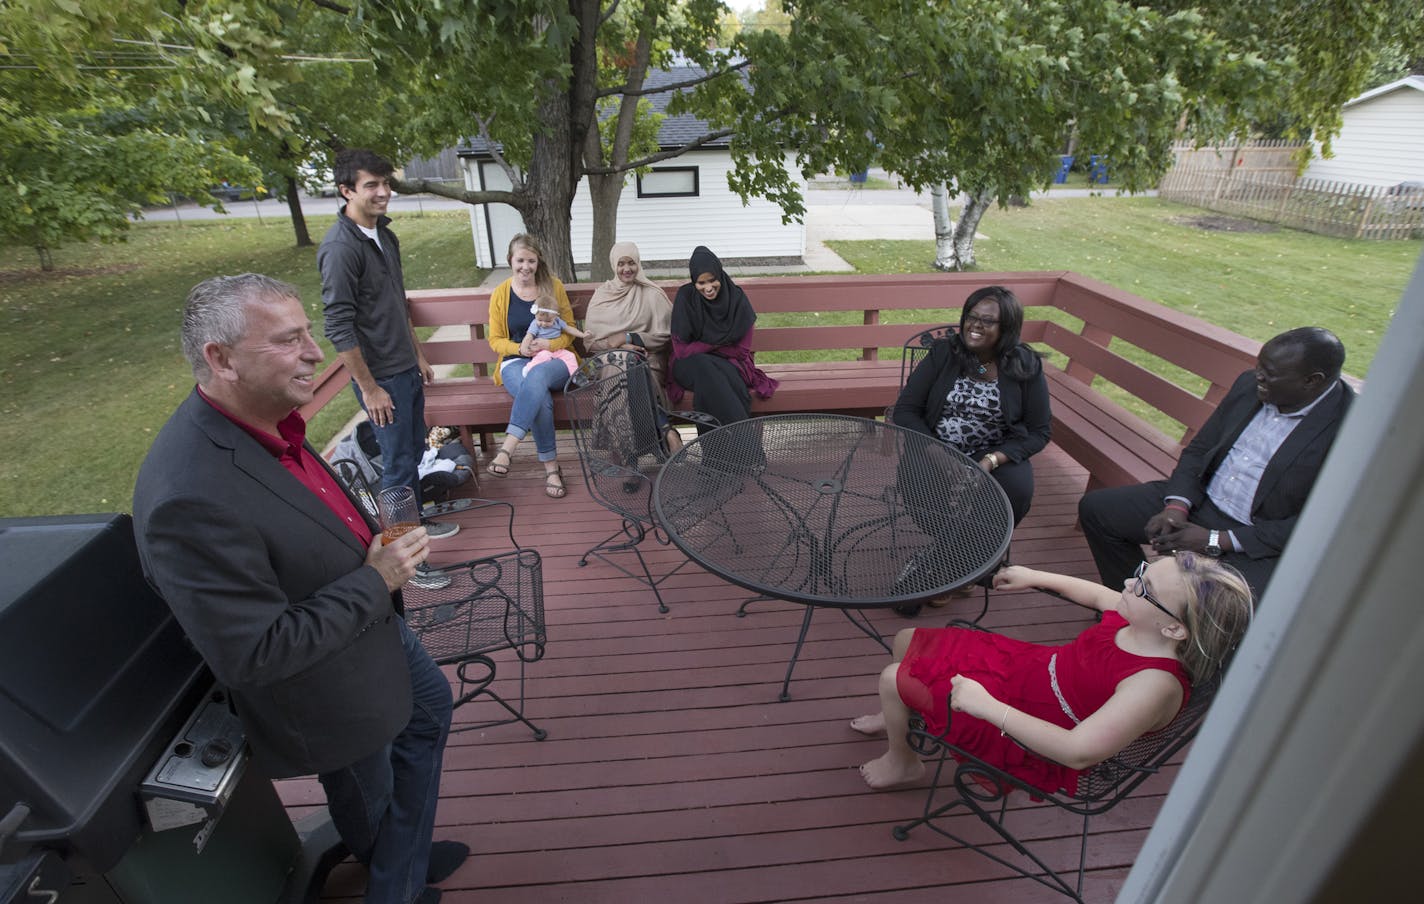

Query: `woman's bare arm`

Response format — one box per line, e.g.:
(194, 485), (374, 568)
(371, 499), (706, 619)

(992, 565), (1120, 612)
(950, 669), (1184, 770)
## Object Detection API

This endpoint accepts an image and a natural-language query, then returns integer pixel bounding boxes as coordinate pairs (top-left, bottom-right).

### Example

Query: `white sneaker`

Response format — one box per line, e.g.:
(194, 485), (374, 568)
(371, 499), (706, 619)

(422, 519), (460, 539)
(409, 564), (452, 591)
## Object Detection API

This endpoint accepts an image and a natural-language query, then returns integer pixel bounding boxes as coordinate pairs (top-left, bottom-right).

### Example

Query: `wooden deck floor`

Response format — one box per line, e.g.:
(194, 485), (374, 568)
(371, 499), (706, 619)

(279, 439), (1172, 903)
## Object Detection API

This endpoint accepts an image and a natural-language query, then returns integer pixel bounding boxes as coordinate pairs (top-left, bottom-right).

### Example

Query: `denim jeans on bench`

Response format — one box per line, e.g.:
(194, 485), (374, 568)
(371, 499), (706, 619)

(501, 357), (568, 462)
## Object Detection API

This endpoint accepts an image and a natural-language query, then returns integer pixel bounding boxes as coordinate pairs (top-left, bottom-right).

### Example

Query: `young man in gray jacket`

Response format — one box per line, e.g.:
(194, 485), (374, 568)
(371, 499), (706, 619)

(318, 148), (457, 557)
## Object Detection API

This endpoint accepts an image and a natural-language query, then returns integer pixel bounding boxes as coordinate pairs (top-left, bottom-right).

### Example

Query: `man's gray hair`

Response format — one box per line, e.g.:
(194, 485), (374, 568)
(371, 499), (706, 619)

(181, 273), (300, 381)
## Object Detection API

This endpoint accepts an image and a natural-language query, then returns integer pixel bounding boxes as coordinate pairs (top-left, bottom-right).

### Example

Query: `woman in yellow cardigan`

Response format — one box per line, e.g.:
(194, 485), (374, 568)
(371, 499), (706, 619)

(484, 234), (578, 497)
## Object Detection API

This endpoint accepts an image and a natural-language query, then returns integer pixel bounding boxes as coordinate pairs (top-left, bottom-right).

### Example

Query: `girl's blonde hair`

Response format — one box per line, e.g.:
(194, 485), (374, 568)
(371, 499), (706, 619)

(507, 233), (556, 299)
(1171, 551), (1255, 685)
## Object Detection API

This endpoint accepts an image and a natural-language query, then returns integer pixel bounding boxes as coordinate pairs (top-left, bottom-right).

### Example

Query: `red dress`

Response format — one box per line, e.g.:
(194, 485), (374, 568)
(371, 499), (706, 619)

(896, 611), (1190, 794)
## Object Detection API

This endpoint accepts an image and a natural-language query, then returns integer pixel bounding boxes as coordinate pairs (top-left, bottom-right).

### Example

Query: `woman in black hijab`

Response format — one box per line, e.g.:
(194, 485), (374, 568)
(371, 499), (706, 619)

(667, 246), (778, 429)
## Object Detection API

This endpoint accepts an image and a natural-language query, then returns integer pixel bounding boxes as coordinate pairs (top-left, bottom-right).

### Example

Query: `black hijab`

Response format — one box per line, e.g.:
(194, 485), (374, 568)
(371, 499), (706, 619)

(671, 246), (755, 346)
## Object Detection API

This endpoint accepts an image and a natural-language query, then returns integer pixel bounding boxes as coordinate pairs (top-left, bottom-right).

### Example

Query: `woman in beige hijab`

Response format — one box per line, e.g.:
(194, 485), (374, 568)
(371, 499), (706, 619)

(584, 242), (673, 388)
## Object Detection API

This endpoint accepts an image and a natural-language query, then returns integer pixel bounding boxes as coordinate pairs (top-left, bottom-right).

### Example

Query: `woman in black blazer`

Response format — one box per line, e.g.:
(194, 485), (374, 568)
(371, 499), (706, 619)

(891, 285), (1051, 526)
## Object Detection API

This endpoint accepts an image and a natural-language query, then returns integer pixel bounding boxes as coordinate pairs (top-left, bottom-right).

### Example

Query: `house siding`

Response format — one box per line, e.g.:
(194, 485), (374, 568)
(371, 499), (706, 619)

(1302, 81), (1424, 187)
(461, 150), (805, 270)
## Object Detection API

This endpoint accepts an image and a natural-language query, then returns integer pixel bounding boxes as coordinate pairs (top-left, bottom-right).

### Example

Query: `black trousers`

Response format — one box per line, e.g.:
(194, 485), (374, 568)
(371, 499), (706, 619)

(672, 353), (751, 433)
(986, 457), (1034, 526)
(1078, 480), (1278, 600)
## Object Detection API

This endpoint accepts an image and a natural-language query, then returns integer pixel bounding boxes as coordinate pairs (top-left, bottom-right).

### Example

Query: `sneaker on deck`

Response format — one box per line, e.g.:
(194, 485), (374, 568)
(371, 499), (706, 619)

(410, 564), (452, 591)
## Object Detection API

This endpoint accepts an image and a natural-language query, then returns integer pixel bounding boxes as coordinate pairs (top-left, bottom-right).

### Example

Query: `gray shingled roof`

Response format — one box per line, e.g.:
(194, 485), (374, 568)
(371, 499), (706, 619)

(457, 63), (729, 157)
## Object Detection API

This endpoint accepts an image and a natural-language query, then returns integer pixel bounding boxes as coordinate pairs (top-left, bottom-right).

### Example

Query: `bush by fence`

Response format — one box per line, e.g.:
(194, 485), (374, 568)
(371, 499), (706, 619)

(1159, 168), (1423, 240)
(1160, 142), (1422, 240)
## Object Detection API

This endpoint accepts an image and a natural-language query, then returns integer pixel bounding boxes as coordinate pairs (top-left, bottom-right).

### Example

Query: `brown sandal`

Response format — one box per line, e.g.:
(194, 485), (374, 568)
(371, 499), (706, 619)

(544, 466), (567, 499)
(664, 426), (684, 453)
(486, 449), (511, 477)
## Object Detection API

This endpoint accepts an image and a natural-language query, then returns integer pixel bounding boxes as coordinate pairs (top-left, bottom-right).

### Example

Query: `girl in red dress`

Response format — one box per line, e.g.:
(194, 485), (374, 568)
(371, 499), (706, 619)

(854, 553), (1253, 793)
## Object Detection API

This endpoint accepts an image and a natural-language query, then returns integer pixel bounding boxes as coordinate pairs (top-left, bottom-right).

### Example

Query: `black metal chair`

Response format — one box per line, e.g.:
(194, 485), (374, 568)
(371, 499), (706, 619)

(398, 499), (547, 740)
(888, 324), (998, 621)
(900, 323), (959, 389)
(328, 461), (549, 739)
(565, 350), (716, 613)
(892, 641), (1220, 902)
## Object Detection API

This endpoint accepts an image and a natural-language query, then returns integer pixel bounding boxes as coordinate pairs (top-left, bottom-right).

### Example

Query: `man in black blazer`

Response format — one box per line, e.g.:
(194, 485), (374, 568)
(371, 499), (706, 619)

(1078, 327), (1353, 600)
(133, 274), (464, 904)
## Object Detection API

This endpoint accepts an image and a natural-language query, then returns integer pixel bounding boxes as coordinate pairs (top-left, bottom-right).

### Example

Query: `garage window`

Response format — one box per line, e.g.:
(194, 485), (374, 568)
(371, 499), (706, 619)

(637, 167), (699, 198)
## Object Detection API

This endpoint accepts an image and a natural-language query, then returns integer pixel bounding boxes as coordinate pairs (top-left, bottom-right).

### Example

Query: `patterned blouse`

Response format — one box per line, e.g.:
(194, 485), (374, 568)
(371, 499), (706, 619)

(935, 376), (1007, 455)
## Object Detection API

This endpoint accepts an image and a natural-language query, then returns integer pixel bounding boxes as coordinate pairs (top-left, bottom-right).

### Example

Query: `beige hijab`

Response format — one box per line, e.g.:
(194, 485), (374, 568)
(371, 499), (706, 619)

(584, 242), (673, 381)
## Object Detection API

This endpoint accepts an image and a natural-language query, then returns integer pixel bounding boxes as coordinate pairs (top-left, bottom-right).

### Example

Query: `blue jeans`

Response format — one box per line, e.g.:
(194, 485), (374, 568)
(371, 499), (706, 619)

(318, 620), (453, 904)
(352, 368), (426, 504)
(501, 358), (568, 462)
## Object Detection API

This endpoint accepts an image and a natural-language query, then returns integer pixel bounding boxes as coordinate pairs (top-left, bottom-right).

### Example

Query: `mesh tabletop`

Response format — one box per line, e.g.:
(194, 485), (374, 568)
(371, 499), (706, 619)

(653, 415), (1013, 608)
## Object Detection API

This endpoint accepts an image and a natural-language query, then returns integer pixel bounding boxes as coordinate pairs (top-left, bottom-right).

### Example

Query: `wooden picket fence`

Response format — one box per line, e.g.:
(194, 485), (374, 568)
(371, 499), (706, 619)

(1159, 142), (1423, 240)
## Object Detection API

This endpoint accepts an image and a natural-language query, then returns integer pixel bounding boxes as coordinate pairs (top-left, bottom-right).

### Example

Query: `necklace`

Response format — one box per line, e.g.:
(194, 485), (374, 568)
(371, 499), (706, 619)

(977, 363), (987, 375)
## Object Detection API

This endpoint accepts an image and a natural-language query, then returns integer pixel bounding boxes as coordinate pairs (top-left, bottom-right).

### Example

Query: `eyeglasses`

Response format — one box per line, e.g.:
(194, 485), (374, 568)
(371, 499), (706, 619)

(963, 314), (1000, 329)
(1133, 561), (1181, 622)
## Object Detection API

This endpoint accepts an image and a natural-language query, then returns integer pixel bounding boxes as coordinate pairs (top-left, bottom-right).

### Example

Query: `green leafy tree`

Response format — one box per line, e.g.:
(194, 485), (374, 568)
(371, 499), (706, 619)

(581, 1), (745, 279)
(208, 10), (410, 248)
(344, 0), (753, 279)
(0, 3), (258, 268)
(721, 0), (1424, 269)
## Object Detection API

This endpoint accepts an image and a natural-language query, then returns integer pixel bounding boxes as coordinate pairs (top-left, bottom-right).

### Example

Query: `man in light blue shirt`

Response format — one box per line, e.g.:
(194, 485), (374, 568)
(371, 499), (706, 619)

(1079, 327), (1353, 599)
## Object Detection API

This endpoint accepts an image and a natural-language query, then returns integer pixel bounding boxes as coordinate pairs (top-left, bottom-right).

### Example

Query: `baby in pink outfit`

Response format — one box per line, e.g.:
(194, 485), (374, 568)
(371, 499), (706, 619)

(523, 294), (588, 375)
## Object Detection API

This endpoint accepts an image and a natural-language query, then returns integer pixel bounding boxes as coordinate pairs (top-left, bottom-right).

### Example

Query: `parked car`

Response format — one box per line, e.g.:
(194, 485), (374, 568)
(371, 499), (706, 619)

(209, 183), (272, 203)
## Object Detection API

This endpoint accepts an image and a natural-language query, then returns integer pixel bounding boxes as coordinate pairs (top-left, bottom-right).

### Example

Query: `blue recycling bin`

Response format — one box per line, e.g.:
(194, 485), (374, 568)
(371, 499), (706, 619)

(849, 169), (869, 184)
(1088, 155), (1109, 184)
(1054, 155), (1074, 184)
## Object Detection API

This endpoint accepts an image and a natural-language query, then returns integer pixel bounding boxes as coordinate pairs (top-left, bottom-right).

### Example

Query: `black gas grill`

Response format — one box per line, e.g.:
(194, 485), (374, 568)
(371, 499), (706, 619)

(0, 514), (207, 882)
(0, 514), (331, 904)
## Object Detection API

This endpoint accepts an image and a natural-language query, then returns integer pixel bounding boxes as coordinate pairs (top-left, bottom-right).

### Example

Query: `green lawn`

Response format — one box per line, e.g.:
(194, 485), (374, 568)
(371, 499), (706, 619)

(824, 196), (1418, 434)
(1, 198), (1418, 517)
(828, 196), (1418, 373)
(0, 212), (485, 517)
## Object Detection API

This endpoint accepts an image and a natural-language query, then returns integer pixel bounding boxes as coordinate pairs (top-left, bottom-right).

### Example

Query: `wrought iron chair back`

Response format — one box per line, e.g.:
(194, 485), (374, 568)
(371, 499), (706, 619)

(329, 456), (380, 521)
(566, 350), (675, 528)
(327, 457), (549, 740)
(401, 517), (548, 740)
(565, 350), (714, 612)
(899, 324), (959, 390)
(893, 641), (1221, 901)
(890, 324), (998, 621)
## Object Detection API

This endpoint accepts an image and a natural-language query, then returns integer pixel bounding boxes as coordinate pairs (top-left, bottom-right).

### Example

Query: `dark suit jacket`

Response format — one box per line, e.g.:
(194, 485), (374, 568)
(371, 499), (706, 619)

(1166, 370), (1355, 559)
(133, 389), (412, 778)
(890, 337), (1051, 462)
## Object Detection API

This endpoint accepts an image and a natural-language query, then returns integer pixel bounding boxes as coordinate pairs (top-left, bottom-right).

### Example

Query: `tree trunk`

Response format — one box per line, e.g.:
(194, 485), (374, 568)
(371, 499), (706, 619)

(35, 245), (54, 272)
(931, 184), (956, 270)
(948, 188), (994, 271)
(285, 174), (313, 247)
(585, 17), (655, 282)
(516, 0), (601, 282)
(586, 172), (624, 281)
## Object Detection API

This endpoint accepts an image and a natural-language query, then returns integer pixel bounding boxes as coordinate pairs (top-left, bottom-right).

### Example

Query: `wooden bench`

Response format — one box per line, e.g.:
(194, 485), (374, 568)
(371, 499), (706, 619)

(301, 271), (1266, 492)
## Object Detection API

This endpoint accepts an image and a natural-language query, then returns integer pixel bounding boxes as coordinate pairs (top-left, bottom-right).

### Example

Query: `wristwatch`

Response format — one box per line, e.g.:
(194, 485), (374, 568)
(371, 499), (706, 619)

(1205, 530), (1223, 557)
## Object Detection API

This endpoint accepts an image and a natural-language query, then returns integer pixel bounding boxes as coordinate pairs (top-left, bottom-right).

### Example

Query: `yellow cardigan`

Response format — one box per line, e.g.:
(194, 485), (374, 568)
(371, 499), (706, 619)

(487, 277), (578, 386)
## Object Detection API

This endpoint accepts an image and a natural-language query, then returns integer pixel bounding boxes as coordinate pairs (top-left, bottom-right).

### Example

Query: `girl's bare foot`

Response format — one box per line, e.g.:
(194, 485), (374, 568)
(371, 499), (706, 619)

(859, 752), (926, 790)
(849, 713), (887, 736)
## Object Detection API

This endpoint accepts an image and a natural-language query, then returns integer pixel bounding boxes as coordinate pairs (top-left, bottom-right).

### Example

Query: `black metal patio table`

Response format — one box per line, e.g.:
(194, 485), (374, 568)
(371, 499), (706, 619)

(653, 414), (1014, 700)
